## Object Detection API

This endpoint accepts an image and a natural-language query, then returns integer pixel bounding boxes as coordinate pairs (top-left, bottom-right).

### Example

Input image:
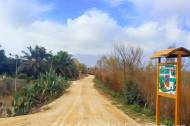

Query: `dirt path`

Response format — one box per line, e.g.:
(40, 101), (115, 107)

(0, 75), (138, 126)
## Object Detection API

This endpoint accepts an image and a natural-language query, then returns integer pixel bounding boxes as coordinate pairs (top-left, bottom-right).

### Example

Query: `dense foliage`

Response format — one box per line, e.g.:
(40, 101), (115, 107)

(13, 70), (69, 116)
(0, 45), (84, 80)
(0, 48), (17, 75)
(19, 46), (52, 79)
(52, 51), (79, 79)
(122, 80), (144, 105)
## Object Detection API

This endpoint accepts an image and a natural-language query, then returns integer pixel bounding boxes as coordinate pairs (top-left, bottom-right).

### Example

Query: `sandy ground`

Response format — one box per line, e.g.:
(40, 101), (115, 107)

(0, 75), (139, 126)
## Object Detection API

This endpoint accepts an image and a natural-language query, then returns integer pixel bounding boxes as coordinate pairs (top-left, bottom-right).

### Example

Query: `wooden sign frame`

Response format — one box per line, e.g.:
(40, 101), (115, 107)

(156, 54), (181, 125)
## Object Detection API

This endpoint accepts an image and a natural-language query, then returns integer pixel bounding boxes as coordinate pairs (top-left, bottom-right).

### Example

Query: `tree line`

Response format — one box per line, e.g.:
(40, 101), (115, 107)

(0, 45), (87, 80)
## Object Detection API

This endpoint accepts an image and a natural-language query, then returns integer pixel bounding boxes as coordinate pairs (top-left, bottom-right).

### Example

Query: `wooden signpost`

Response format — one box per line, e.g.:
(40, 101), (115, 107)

(151, 47), (190, 125)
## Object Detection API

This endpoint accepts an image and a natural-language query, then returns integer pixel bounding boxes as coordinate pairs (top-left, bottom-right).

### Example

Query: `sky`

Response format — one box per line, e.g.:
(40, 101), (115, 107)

(0, 0), (190, 66)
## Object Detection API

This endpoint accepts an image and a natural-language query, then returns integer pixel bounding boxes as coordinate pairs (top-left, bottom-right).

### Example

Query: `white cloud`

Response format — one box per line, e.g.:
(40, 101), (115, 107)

(119, 20), (190, 53)
(0, 0), (53, 26)
(0, 9), (122, 55)
(0, 1), (190, 57)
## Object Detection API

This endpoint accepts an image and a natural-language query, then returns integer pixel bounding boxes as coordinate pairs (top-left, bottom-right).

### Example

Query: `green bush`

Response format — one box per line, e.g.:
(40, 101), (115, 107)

(37, 69), (69, 102)
(162, 119), (173, 126)
(12, 70), (69, 116)
(130, 104), (142, 112)
(122, 80), (143, 105)
(13, 85), (34, 115)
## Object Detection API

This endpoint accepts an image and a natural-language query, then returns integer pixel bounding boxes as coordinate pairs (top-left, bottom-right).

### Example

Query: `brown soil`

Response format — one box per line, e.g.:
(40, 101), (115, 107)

(0, 75), (138, 126)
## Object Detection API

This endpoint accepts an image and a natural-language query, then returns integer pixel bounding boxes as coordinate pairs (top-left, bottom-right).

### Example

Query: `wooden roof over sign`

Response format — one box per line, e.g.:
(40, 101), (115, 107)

(150, 47), (190, 59)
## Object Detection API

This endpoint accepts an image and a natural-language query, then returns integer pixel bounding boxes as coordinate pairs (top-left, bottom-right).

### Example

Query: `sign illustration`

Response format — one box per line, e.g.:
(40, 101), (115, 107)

(159, 64), (176, 94)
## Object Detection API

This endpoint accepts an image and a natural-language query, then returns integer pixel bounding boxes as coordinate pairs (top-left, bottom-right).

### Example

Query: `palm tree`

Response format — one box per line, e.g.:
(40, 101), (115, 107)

(19, 45), (52, 79)
(52, 51), (79, 79)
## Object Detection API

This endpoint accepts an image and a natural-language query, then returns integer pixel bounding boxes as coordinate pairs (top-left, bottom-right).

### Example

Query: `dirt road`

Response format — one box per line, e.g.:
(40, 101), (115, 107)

(0, 75), (138, 126)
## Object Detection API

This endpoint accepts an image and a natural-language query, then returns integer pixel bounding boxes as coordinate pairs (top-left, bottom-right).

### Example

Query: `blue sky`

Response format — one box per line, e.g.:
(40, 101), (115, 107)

(35, 0), (136, 26)
(0, 0), (190, 66)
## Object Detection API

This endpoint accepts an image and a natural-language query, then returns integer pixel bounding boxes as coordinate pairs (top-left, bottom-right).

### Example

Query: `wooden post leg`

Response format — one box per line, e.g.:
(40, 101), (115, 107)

(156, 58), (161, 125)
(156, 95), (160, 125)
(175, 55), (181, 125)
(175, 101), (180, 125)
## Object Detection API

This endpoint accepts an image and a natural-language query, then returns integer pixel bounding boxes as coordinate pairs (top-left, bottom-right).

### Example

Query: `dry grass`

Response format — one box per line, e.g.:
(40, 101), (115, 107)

(95, 45), (190, 125)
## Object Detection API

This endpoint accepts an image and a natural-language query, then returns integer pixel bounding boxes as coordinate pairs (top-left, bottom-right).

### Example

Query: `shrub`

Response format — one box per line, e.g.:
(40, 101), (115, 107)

(12, 70), (69, 116)
(12, 85), (34, 115)
(37, 70), (69, 102)
(122, 80), (143, 105)
(162, 119), (173, 126)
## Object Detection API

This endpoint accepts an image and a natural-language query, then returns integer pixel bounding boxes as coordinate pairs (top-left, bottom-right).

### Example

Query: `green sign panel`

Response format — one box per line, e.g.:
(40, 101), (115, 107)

(159, 64), (176, 94)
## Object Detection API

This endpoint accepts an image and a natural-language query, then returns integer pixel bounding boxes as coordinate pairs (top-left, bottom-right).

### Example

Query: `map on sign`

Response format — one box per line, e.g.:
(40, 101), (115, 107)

(159, 64), (176, 94)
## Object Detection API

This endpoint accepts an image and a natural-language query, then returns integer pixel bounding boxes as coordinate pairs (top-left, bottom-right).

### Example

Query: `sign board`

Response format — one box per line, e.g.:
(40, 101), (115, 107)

(150, 47), (190, 125)
(159, 64), (176, 95)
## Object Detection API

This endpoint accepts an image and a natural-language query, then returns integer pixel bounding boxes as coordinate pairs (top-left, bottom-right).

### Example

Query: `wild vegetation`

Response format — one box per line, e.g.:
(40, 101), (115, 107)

(94, 44), (190, 125)
(0, 45), (87, 117)
(13, 70), (69, 116)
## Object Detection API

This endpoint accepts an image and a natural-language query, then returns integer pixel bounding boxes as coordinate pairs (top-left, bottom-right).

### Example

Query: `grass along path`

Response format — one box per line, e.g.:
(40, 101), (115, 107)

(94, 78), (173, 125)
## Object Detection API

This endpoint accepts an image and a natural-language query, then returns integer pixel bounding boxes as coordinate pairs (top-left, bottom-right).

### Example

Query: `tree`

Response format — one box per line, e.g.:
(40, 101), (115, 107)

(18, 45), (52, 79)
(52, 51), (79, 79)
(74, 59), (87, 75)
(0, 46), (16, 75)
(114, 44), (143, 80)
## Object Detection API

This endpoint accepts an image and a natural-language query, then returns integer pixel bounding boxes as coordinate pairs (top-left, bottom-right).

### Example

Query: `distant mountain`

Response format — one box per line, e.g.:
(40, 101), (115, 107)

(73, 54), (101, 67)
